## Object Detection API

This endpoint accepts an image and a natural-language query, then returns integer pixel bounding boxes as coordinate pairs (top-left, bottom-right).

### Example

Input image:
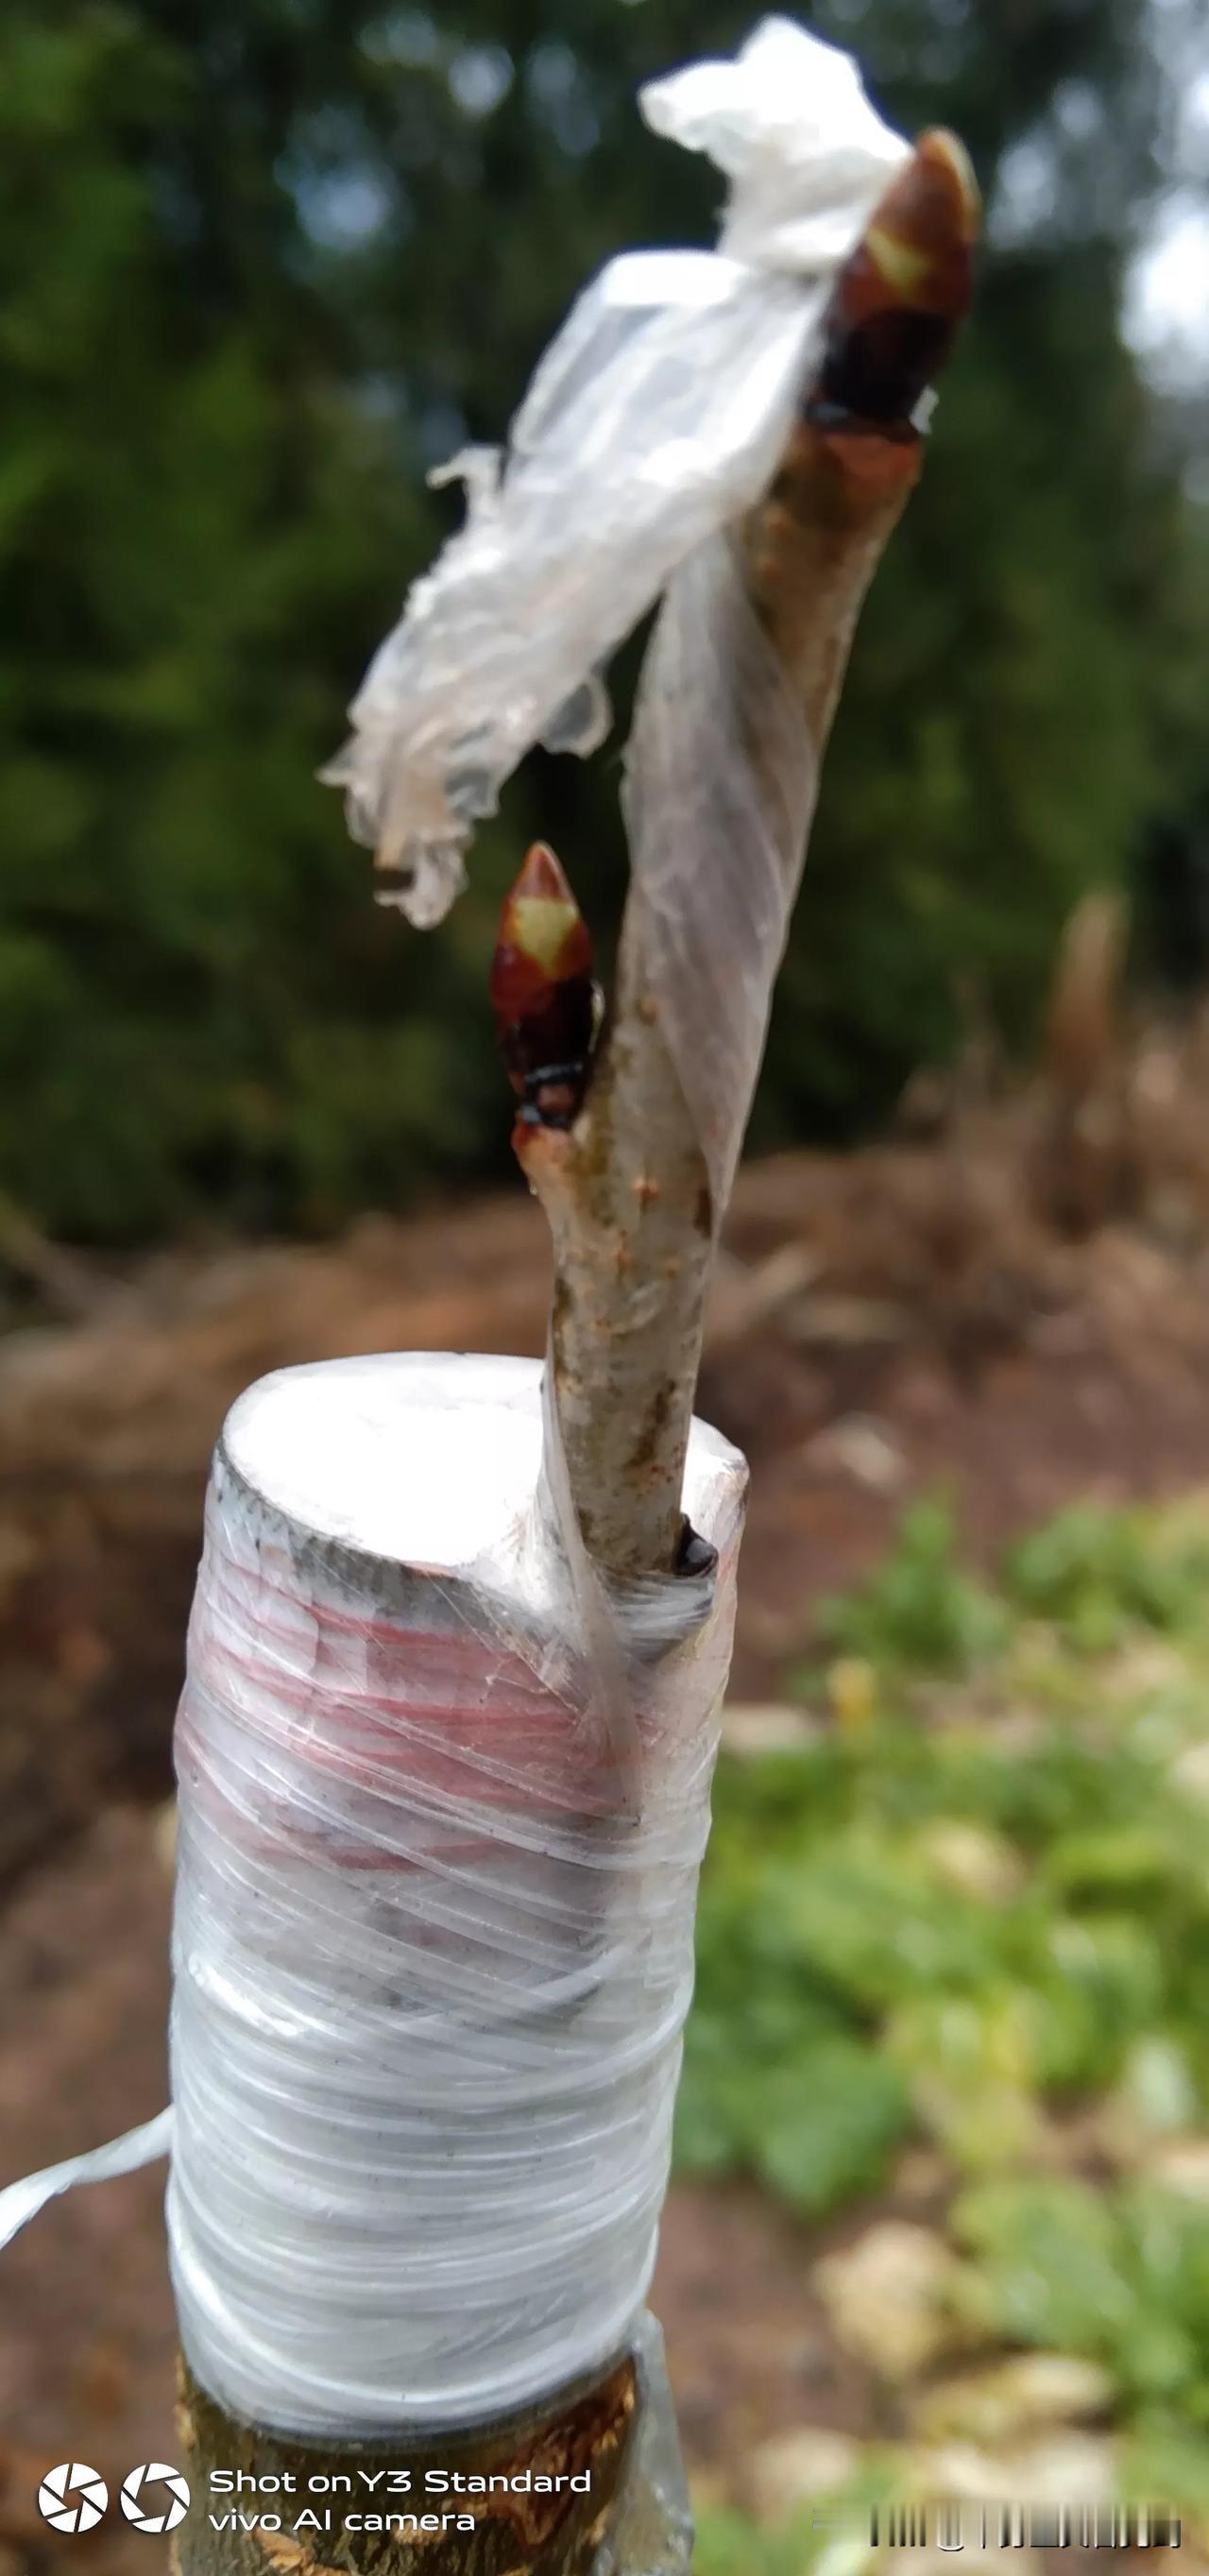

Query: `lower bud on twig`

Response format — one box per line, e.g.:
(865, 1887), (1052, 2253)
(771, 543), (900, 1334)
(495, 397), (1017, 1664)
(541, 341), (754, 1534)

(490, 842), (601, 1132)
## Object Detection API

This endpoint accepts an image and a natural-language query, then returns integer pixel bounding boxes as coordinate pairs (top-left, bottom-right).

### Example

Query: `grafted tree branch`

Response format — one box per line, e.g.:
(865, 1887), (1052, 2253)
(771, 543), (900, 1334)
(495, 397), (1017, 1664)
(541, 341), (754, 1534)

(515, 134), (979, 1586)
(176, 127), (979, 2576)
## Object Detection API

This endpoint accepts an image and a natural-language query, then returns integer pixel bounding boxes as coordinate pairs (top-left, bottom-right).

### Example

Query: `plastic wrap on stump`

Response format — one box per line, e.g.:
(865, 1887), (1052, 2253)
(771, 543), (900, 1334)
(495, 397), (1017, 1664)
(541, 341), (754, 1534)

(169, 1353), (746, 2439)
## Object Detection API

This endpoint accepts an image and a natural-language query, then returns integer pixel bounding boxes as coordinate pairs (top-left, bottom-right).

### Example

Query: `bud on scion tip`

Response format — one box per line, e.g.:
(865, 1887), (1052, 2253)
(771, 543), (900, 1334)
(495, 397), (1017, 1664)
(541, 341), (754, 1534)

(809, 128), (980, 430)
(490, 843), (599, 1130)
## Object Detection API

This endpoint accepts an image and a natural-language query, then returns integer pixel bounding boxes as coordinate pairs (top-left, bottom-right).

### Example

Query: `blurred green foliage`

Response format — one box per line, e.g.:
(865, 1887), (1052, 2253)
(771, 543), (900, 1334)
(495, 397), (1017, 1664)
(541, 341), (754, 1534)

(0, 0), (1205, 1237)
(693, 2516), (814, 2576)
(680, 1493), (1209, 2526)
(694, 2484), (897, 2576)
(814, 1493), (1010, 1671)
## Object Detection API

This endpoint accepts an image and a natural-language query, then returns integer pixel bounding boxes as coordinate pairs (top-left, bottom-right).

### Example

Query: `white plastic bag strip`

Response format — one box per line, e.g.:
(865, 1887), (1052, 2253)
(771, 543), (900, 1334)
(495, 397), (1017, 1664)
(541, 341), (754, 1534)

(643, 13), (907, 272)
(165, 1352), (746, 2436)
(322, 16), (909, 931)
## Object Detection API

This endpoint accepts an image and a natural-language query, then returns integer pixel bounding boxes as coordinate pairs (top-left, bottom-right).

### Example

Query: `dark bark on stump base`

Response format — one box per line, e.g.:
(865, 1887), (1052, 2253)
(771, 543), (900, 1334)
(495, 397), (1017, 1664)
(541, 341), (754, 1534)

(173, 2350), (639, 2576)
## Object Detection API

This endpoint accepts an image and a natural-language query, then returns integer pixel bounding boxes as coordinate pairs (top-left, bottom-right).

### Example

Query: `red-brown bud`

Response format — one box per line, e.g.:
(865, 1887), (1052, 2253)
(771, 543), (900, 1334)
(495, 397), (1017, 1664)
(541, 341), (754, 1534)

(490, 843), (598, 1130)
(809, 128), (980, 431)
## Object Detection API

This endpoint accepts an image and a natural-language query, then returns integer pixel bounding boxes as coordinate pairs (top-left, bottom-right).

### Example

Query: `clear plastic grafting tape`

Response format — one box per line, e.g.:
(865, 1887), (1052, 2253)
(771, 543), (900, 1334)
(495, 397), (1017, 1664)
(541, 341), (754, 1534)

(321, 14), (910, 936)
(168, 1351), (747, 2439)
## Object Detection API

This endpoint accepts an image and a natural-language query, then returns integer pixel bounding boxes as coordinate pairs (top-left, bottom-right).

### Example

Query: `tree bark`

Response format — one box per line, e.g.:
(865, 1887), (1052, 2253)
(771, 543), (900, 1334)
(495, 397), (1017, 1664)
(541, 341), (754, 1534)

(174, 2352), (638, 2576)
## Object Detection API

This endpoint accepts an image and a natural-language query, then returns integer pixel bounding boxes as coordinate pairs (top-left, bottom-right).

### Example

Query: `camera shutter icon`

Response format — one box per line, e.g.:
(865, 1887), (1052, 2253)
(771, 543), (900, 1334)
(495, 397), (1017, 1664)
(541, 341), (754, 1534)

(120, 2463), (192, 2533)
(37, 2463), (110, 2534)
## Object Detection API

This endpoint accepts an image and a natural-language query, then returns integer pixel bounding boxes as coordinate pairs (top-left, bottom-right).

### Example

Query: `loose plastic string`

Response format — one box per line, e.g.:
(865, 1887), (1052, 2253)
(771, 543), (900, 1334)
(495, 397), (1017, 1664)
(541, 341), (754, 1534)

(0, 2109), (173, 2252)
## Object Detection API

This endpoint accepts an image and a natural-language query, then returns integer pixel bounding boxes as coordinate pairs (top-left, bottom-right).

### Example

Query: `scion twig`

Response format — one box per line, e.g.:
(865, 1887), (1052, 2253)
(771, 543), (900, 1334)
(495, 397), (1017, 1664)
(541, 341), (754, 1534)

(507, 134), (979, 1585)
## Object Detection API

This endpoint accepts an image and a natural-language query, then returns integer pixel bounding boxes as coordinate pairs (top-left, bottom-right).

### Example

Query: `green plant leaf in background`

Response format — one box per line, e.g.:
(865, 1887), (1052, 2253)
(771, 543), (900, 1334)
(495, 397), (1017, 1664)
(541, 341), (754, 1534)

(684, 1496), (1209, 2520)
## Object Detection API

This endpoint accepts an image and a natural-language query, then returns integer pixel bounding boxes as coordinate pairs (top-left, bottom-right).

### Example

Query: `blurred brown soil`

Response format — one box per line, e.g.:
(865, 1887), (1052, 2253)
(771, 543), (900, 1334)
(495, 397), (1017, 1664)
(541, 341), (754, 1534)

(4, 1008), (1209, 2563)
